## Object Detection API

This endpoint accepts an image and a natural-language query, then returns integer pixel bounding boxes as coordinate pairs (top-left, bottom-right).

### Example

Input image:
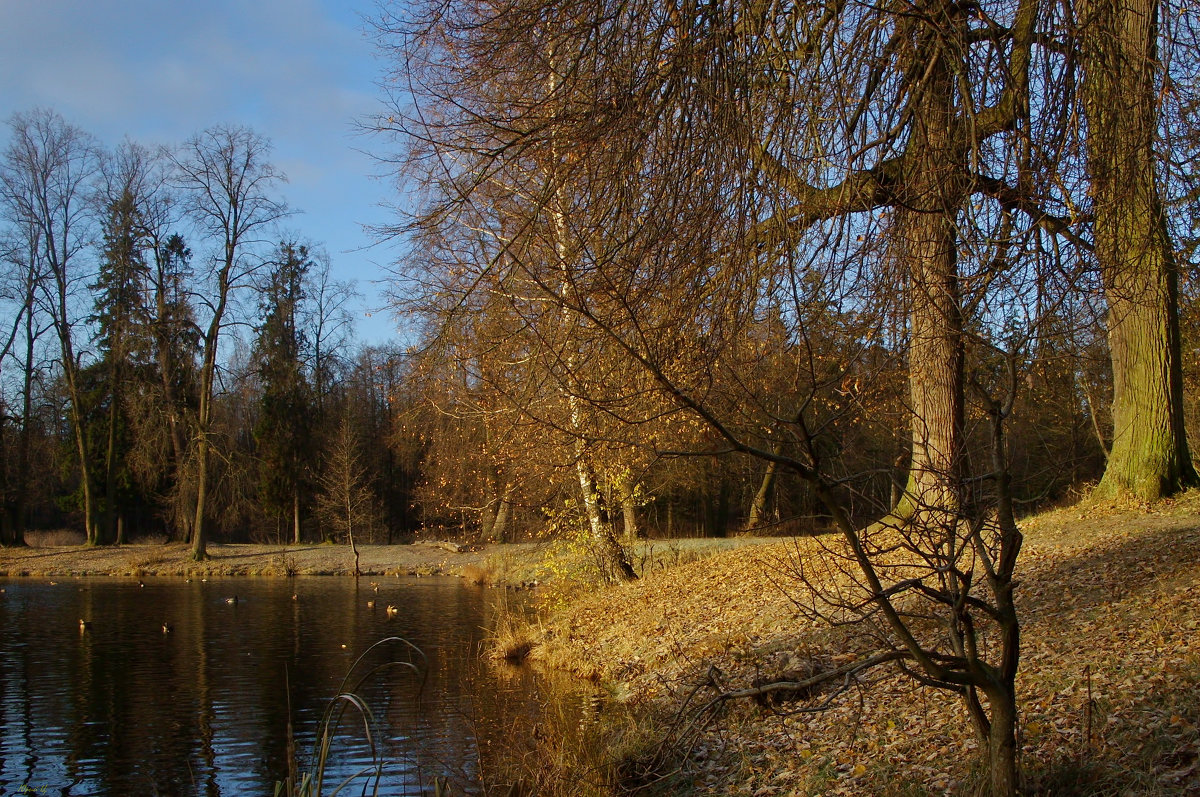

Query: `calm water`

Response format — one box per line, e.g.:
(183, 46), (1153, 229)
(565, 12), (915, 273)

(0, 576), (560, 796)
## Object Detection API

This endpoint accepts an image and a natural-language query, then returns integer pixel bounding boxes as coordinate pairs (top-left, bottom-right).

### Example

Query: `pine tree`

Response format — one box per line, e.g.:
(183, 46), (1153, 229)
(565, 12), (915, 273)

(91, 188), (152, 543)
(253, 241), (314, 544)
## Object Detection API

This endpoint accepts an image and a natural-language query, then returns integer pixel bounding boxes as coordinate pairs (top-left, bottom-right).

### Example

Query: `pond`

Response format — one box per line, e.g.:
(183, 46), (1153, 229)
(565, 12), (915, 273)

(0, 576), (568, 796)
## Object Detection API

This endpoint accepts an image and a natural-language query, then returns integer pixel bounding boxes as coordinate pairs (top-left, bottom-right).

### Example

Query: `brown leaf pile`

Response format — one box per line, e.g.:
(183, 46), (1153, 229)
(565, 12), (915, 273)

(532, 492), (1200, 794)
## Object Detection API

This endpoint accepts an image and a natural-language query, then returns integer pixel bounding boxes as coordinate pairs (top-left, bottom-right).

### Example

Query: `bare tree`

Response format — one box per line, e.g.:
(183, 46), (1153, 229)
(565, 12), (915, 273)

(0, 203), (49, 545)
(372, 0), (1054, 789)
(301, 251), (357, 416)
(0, 109), (100, 542)
(170, 125), (288, 559)
(317, 413), (380, 575)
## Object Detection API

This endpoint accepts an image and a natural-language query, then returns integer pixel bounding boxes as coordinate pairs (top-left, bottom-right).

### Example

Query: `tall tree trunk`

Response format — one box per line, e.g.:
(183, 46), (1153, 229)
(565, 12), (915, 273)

(893, 4), (967, 526)
(544, 60), (638, 581)
(155, 291), (191, 541)
(10, 304), (36, 546)
(191, 344), (217, 560)
(293, 489), (301, 545)
(1080, 0), (1198, 500)
(191, 269), (228, 561)
(103, 367), (121, 546)
(191, 432), (210, 560)
(59, 335), (97, 545)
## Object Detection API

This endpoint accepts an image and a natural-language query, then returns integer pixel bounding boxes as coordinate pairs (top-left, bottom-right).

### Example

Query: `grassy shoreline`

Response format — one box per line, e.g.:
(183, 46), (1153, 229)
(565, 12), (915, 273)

(0, 539), (519, 579)
(0, 535), (775, 582)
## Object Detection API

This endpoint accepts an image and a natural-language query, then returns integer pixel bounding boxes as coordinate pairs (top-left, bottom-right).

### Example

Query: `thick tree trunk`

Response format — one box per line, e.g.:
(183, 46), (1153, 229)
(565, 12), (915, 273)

(984, 684), (1019, 797)
(61, 353), (97, 545)
(893, 5), (967, 525)
(481, 469), (504, 541)
(747, 460), (777, 531)
(613, 468), (640, 542)
(480, 497), (497, 540)
(191, 432), (210, 560)
(492, 490), (512, 543)
(621, 490), (639, 543)
(1080, 0), (1198, 500)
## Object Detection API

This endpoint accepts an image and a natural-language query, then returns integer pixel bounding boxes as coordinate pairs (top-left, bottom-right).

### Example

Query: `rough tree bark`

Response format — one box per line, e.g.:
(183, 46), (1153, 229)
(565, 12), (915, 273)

(892, 3), (968, 526)
(1080, 0), (1198, 500)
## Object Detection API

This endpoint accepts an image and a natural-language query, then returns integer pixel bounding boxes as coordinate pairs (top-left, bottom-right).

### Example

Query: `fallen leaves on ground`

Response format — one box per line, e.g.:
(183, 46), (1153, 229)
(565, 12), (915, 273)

(533, 491), (1200, 795)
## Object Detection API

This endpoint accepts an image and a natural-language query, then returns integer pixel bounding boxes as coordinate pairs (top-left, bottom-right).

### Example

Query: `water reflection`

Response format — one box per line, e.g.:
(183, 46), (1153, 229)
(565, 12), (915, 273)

(0, 576), (552, 795)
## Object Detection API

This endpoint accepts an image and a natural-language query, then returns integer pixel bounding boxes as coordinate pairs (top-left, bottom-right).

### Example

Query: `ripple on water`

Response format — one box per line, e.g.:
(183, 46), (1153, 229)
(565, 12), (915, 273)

(0, 576), (555, 796)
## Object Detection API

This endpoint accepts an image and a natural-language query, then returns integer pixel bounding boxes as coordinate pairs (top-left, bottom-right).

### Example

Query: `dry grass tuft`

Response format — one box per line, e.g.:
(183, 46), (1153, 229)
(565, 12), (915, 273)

(24, 529), (86, 547)
(487, 611), (537, 663)
(459, 563), (493, 585)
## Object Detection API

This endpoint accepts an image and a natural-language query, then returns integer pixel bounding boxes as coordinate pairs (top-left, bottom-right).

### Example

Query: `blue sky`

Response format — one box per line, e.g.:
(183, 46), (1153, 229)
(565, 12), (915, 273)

(0, 0), (406, 345)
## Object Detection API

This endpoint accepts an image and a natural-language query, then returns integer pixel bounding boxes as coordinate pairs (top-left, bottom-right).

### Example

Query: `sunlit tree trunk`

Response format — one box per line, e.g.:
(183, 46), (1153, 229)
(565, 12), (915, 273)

(886, 8), (1018, 792)
(1080, 0), (1198, 500)
(893, 5), (968, 528)
(492, 487), (512, 543)
(616, 470), (640, 542)
(546, 59), (637, 582)
(191, 361), (216, 560)
(747, 460), (777, 531)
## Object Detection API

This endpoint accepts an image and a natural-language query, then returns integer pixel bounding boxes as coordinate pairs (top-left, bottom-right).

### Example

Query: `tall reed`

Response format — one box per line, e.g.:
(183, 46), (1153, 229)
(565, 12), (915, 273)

(275, 636), (428, 796)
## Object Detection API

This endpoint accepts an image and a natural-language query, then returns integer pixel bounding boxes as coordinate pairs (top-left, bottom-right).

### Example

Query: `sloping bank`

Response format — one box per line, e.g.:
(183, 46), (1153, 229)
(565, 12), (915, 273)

(524, 496), (1200, 795)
